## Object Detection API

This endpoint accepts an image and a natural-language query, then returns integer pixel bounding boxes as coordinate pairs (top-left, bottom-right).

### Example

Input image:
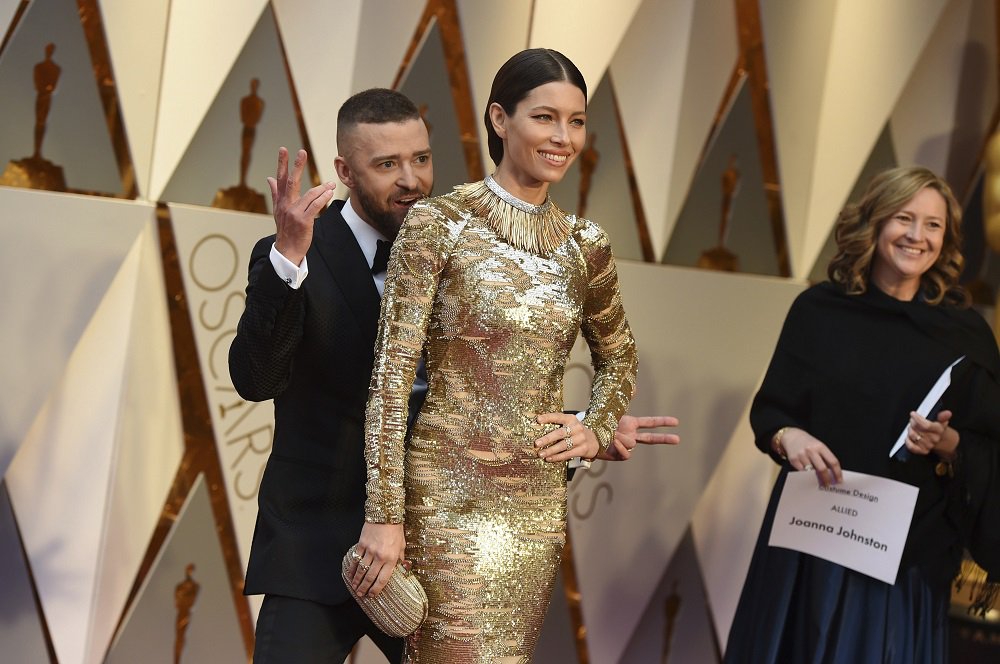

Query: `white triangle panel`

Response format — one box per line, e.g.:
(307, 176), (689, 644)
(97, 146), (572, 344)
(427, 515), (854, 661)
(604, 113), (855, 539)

(610, 0), (695, 260)
(98, 0), (170, 199)
(662, 0), (739, 259)
(0, 482), (51, 663)
(272, 0), (362, 183)
(0, 188), (153, 479)
(350, 0), (427, 92)
(6, 230), (146, 664)
(891, 0), (996, 194)
(620, 529), (722, 662)
(86, 222), (184, 664)
(691, 383), (784, 652)
(759, 0), (838, 277)
(105, 475), (247, 664)
(565, 264), (806, 664)
(799, 0), (948, 278)
(169, 203), (277, 577)
(456, 0), (533, 170)
(0, 0), (19, 37)
(149, 0), (269, 200)
(159, 6), (311, 212)
(529, 0), (644, 96)
(891, 0), (974, 177)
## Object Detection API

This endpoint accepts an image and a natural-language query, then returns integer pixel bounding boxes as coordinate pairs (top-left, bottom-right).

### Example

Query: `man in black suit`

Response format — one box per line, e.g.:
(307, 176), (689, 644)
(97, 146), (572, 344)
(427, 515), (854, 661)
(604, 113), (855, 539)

(231, 88), (679, 663)
(230, 89), (431, 663)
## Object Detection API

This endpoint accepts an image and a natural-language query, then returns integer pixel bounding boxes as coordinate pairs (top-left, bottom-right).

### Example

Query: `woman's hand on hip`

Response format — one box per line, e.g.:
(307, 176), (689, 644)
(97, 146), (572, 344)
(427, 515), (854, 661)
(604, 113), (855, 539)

(535, 412), (600, 461)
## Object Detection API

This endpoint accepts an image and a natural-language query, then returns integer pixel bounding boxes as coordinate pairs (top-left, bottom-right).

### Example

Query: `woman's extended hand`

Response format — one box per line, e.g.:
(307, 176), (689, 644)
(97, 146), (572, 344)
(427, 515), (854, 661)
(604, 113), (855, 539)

(779, 427), (843, 486)
(905, 410), (960, 461)
(600, 414), (681, 460)
(352, 522), (405, 597)
(535, 412), (600, 461)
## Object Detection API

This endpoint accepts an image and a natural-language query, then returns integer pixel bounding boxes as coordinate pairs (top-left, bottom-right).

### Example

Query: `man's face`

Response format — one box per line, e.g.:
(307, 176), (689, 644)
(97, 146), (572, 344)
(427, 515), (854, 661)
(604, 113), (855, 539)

(336, 119), (433, 239)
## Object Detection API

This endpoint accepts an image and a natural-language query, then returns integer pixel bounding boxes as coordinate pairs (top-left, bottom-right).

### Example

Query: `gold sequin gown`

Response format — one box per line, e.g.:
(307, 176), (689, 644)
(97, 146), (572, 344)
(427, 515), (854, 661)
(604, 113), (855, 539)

(364, 176), (637, 662)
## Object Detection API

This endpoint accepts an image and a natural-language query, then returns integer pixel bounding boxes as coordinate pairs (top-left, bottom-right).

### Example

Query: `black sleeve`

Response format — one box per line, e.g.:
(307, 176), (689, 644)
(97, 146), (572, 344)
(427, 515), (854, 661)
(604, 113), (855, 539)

(949, 366), (1000, 579)
(228, 236), (307, 402)
(749, 293), (818, 464)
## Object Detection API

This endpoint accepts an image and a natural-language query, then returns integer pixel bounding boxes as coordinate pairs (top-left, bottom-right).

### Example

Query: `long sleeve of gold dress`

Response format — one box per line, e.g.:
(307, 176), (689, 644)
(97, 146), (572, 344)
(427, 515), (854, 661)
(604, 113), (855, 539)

(364, 175), (637, 662)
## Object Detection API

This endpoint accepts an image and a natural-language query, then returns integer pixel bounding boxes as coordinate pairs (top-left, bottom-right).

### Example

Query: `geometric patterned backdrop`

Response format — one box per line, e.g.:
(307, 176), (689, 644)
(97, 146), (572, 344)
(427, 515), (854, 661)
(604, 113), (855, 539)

(1, 1), (998, 662)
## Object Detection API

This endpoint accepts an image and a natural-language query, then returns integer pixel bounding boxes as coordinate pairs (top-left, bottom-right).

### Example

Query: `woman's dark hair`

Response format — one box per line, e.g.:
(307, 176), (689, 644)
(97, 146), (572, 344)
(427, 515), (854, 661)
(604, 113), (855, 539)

(483, 49), (587, 166)
(827, 166), (968, 306)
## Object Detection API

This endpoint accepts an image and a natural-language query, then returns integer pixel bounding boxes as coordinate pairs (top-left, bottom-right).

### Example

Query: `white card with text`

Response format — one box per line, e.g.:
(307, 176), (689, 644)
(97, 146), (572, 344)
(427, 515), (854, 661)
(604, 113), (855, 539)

(769, 470), (919, 584)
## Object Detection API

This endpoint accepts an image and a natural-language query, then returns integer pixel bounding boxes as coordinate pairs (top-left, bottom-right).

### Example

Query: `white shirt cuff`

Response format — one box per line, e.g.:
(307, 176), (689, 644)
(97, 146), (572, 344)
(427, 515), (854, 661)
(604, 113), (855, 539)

(269, 243), (309, 289)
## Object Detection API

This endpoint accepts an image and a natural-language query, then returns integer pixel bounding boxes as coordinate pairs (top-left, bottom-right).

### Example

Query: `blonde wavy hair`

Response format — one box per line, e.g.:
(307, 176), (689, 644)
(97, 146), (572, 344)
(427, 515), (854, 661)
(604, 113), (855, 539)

(827, 166), (968, 306)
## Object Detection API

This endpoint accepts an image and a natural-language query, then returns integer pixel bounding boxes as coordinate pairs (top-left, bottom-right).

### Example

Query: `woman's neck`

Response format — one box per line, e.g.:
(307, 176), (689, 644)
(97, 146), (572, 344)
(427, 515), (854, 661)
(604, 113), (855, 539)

(870, 272), (919, 302)
(491, 164), (549, 205)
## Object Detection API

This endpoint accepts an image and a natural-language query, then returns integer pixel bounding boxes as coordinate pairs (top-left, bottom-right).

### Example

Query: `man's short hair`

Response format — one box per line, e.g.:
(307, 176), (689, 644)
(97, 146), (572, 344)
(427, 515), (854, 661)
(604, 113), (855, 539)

(336, 88), (421, 149)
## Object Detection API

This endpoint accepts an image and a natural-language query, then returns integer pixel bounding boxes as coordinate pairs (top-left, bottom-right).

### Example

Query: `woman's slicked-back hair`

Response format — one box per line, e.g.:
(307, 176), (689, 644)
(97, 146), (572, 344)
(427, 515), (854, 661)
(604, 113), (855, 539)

(483, 48), (587, 166)
(827, 166), (968, 306)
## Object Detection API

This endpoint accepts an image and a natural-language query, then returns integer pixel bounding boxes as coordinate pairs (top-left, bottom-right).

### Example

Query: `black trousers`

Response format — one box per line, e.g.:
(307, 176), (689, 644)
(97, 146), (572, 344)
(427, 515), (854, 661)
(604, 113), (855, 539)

(252, 594), (403, 663)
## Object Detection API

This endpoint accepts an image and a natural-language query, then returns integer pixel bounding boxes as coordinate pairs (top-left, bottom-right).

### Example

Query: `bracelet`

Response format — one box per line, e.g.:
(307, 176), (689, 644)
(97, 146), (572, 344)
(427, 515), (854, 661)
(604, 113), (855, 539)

(772, 427), (789, 459)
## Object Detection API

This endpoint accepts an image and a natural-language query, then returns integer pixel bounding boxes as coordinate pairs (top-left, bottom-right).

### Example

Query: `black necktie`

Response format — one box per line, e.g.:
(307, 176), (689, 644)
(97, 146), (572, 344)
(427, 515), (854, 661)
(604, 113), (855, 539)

(372, 239), (391, 275)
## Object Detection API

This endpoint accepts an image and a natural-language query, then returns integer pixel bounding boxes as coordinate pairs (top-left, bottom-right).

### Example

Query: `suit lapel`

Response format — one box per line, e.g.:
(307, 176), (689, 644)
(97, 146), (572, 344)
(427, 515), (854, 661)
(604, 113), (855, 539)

(312, 202), (382, 335)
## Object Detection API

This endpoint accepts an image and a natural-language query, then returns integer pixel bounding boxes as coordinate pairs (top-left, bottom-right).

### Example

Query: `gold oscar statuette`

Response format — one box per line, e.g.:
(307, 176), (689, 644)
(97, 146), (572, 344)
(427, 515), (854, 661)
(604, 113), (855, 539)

(697, 154), (741, 272)
(212, 78), (267, 213)
(662, 579), (682, 664)
(1, 42), (67, 191)
(174, 563), (201, 664)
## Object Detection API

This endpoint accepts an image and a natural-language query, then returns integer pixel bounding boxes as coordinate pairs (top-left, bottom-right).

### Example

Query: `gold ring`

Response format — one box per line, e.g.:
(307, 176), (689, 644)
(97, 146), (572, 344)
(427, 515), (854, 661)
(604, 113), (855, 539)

(566, 439), (574, 451)
(359, 561), (370, 572)
(562, 425), (572, 436)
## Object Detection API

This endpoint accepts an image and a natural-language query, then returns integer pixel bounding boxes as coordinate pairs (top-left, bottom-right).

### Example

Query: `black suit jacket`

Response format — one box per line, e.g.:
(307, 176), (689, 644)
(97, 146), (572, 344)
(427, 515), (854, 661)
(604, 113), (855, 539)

(229, 201), (388, 606)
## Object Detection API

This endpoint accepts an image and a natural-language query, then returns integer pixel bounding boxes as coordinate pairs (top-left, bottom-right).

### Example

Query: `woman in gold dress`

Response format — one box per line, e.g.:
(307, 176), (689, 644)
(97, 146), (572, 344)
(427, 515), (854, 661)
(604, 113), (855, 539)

(353, 49), (638, 662)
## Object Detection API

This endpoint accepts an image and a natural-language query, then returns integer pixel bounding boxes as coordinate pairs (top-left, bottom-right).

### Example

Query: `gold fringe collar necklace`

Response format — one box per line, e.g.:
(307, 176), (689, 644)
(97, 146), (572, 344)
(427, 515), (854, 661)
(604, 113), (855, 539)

(456, 174), (573, 255)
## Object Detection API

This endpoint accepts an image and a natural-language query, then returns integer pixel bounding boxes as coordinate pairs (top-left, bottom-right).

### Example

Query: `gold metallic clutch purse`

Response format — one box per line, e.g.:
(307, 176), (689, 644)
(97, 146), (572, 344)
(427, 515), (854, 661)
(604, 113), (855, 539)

(341, 544), (428, 637)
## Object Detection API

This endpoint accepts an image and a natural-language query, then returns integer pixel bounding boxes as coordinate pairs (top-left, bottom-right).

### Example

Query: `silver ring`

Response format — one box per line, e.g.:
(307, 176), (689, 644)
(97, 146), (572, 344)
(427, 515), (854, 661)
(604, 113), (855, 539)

(562, 425), (572, 436)
(358, 560), (370, 572)
(803, 464), (814, 471)
(566, 439), (574, 451)
(914, 433), (922, 441)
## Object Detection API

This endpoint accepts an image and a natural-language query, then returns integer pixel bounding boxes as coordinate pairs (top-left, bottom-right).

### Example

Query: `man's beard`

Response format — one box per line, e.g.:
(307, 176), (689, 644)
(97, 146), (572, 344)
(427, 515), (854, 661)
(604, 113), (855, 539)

(355, 185), (425, 241)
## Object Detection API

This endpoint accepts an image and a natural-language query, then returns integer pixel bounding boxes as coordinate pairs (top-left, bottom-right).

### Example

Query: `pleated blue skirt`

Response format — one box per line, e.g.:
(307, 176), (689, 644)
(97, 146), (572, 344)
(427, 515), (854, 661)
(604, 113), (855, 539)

(724, 471), (949, 664)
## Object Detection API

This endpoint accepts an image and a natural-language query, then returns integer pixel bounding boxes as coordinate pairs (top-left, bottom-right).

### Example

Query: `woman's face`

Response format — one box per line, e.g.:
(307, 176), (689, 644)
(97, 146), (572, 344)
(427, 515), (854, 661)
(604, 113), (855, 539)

(870, 186), (946, 299)
(491, 80), (587, 190)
